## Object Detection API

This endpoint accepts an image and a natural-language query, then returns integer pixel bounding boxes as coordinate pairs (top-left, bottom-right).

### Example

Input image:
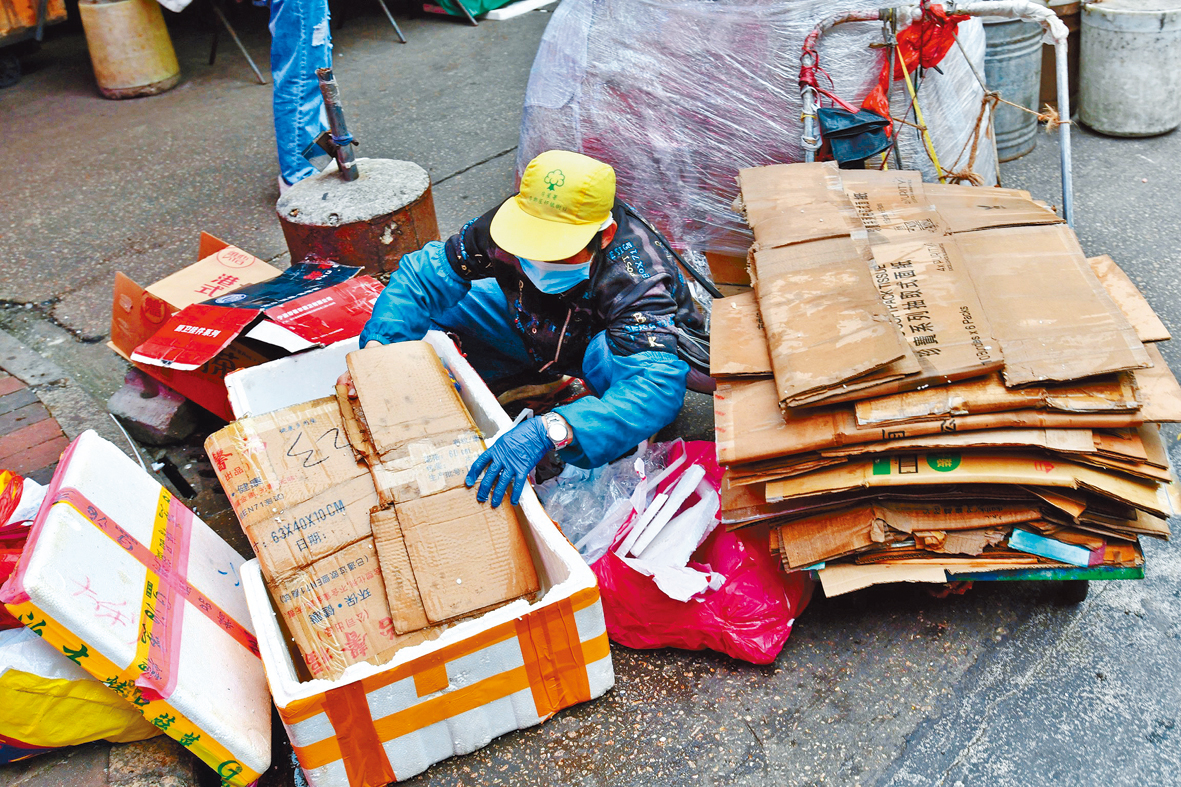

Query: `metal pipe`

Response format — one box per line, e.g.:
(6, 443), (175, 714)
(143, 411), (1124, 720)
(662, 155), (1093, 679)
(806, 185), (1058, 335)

(1054, 34), (1074, 227)
(315, 67), (359, 182)
(950, 0), (1072, 220)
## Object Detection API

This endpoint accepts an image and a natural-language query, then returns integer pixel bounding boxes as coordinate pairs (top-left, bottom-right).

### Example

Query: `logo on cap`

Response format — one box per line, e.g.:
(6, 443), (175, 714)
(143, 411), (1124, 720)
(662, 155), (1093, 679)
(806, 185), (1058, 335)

(544, 170), (566, 192)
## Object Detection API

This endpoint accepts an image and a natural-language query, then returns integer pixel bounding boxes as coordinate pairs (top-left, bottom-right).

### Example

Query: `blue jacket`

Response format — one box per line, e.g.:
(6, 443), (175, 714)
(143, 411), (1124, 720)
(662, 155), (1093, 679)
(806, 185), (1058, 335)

(360, 201), (710, 468)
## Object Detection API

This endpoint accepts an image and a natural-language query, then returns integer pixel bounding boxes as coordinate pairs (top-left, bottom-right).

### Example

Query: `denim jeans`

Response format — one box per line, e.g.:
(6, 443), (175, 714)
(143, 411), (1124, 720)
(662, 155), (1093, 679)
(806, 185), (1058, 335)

(270, 0), (332, 185)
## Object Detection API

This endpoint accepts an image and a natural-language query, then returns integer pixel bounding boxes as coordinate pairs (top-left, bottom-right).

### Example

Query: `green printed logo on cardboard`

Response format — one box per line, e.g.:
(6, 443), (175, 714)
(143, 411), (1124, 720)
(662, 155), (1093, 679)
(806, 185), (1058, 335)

(926, 452), (962, 473)
(544, 169), (566, 191)
(871, 457), (892, 476)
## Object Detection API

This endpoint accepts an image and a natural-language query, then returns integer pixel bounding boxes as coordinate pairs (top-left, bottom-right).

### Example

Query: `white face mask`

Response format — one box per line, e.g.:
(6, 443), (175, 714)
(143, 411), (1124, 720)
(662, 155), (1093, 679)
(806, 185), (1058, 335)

(517, 257), (592, 294)
(514, 217), (615, 294)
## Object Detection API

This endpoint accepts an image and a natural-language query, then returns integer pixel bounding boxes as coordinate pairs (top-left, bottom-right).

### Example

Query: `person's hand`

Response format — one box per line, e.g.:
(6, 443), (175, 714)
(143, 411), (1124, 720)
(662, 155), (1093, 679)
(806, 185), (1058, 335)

(336, 340), (384, 396)
(465, 417), (553, 507)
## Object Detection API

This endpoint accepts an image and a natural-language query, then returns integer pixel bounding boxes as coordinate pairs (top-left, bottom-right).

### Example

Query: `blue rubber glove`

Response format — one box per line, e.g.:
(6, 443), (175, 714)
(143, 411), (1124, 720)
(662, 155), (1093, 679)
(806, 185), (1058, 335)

(465, 417), (553, 508)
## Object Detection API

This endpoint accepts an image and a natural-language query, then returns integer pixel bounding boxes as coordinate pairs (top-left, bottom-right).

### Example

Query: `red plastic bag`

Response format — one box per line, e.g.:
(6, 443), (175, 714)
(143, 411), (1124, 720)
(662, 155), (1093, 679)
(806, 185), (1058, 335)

(591, 442), (814, 664)
(862, 4), (969, 130)
(0, 471), (30, 632)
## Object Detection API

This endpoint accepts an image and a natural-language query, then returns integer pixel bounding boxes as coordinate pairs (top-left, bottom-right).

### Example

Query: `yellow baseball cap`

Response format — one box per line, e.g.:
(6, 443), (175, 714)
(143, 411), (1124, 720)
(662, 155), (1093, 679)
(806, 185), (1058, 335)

(490, 150), (617, 262)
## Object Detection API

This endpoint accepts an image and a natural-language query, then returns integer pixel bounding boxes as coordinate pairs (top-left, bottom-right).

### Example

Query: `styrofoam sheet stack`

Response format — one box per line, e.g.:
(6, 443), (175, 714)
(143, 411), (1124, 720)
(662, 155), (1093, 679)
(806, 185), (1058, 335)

(237, 332), (614, 786)
(0, 431), (271, 785)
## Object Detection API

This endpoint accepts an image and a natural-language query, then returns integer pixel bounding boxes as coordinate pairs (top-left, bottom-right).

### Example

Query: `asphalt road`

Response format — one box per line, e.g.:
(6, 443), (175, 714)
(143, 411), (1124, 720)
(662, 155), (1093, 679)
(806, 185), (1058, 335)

(1, 4), (1179, 787)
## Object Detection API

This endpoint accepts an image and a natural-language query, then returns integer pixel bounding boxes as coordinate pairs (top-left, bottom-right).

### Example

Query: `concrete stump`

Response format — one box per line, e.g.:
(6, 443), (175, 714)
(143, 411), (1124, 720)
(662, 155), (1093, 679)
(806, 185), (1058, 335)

(276, 158), (440, 277)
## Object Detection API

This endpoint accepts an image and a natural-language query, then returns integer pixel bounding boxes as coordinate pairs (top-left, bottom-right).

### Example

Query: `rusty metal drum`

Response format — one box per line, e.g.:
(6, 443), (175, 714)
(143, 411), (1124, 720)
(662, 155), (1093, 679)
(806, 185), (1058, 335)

(277, 158), (440, 278)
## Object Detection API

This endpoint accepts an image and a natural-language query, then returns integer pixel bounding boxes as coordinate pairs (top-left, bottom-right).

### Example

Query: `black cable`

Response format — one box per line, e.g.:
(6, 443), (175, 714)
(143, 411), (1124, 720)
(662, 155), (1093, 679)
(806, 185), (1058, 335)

(620, 203), (725, 299)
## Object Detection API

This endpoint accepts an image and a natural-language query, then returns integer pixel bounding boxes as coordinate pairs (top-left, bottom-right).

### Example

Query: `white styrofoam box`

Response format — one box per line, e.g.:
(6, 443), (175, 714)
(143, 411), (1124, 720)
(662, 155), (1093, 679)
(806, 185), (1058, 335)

(237, 333), (613, 786)
(226, 337), (359, 420)
(0, 431), (271, 785)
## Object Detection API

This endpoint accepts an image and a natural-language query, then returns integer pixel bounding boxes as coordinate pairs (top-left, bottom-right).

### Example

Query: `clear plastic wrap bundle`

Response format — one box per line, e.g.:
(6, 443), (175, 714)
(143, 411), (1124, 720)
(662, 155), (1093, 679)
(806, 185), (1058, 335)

(518, 0), (998, 258)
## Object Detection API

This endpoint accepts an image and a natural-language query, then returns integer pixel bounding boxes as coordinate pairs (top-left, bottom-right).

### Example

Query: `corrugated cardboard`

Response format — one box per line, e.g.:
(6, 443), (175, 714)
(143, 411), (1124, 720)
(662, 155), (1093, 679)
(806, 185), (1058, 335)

(817, 563), (949, 596)
(131, 262), (373, 372)
(204, 398), (373, 579)
(751, 236), (915, 406)
(1088, 255), (1170, 343)
(764, 451), (1175, 518)
(110, 241), (281, 360)
(714, 378), (1144, 465)
(956, 224), (1151, 385)
(395, 487), (540, 625)
(925, 182), (1064, 233)
(854, 372), (1141, 426)
(237, 332), (612, 786)
(340, 342), (486, 506)
(1135, 343), (1181, 422)
(775, 499), (1045, 567)
(737, 162), (861, 249)
(269, 537), (436, 681)
(773, 504), (889, 568)
(369, 509), (429, 635)
(709, 291), (771, 378)
(346, 342), (479, 458)
(860, 235), (1003, 386)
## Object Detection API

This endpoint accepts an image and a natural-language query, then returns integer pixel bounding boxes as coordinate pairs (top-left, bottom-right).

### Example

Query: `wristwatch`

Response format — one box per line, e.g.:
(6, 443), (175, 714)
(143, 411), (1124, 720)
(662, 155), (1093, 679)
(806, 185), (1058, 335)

(540, 412), (574, 450)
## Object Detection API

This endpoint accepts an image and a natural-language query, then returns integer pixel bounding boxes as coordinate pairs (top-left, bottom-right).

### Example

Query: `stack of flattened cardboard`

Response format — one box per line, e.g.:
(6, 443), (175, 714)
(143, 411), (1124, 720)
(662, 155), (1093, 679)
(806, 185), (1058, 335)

(713, 162), (1181, 597)
(206, 340), (539, 679)
(338, 342), (539, 640)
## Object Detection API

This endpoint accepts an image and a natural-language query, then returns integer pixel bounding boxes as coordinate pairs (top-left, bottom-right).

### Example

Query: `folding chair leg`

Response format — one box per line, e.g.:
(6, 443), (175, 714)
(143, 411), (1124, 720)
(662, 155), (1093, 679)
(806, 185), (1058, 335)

(209, 28), (220, 66)
(454, 0), (479, 26)
(374, 0), (408, 43)
(212, 2), (268, 85)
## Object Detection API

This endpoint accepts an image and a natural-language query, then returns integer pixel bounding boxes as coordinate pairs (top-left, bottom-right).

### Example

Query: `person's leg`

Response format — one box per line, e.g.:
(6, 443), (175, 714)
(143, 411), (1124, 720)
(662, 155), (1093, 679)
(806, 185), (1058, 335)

(432, 279), (536, 385)
(270, 0), (332, 187)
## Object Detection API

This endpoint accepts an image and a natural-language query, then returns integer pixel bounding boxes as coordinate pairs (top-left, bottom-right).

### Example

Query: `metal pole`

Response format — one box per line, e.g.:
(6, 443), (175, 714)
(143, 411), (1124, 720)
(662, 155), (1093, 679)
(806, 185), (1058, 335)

(1054, 38), (1074, 227)
(316, 67), (359, 182)
(373, 0), (408, 43)
(212, 3), (267, 85)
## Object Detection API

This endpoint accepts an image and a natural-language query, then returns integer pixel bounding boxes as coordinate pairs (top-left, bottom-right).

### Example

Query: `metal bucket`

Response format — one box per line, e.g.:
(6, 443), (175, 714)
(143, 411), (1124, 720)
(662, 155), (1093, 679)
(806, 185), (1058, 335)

(78, 0), (180, 100)
(1079, 0), (1181, 137)
(983, 16), (1044, 162)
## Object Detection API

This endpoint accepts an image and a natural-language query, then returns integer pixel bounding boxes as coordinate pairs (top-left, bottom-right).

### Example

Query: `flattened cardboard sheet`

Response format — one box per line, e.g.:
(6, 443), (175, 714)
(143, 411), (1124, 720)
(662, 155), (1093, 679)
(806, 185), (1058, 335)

(714, 378), (1144, 465)
(752, 236), (914, 407)
(370, 509), (430, 635)
(738, 162), (861, 248)
(956, 224), (1150, 385)
(396, 488), (540, 625)
(1088, 255), (1170, 344)
(1135, 343), (1181, 422)
(925, 183), (1063, 233)
(709, 291), (772, 378)
(205, 397), (369, 527)
(854, 372), (1141, 426)
(765, 451), (1174, 518)
(269, 538), (435, 681)
(817, 563), (949, 596)
(345, 342), (478, 459)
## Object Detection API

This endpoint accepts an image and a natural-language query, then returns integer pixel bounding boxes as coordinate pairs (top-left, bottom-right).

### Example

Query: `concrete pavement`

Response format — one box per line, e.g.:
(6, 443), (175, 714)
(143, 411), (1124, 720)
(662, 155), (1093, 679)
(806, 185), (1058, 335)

(1, 3), (1179, 786)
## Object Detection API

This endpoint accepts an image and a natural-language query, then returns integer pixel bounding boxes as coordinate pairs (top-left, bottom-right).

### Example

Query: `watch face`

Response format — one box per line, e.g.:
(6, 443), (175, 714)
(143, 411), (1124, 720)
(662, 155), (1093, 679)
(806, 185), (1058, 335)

(545, 415), (569, 444)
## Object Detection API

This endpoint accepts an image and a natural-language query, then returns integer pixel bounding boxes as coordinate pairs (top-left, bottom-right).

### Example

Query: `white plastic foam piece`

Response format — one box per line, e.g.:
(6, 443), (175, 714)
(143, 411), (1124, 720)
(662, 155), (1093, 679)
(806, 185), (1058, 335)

(637, 482), (720, 567)
(616, 492), (668, 558)
(484, 0), (557, 21)
(225, 337), (359, 420)
(7, 430), (271, 780)
(629, 464), (706, 557)
(239, 332), (613, 786)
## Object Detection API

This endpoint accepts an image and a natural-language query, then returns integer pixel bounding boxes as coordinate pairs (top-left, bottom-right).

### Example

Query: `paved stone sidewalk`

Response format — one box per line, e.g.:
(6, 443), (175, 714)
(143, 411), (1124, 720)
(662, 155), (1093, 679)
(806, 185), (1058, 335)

(0, 330), (206, 787)
(0, 369), (69, 485)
